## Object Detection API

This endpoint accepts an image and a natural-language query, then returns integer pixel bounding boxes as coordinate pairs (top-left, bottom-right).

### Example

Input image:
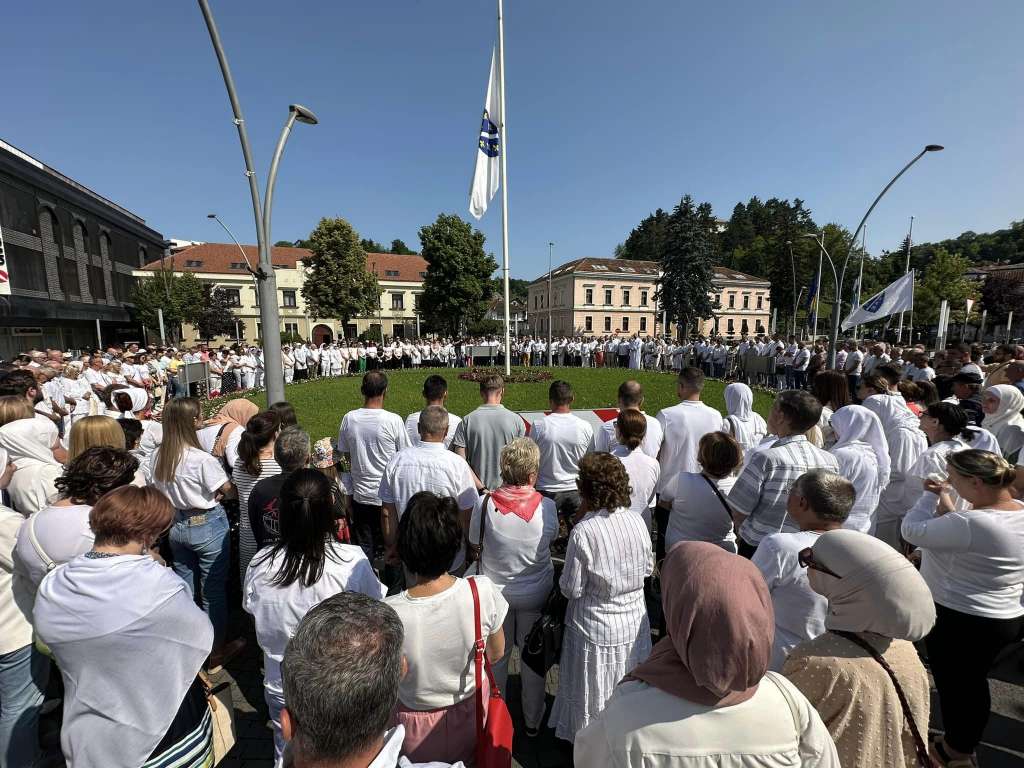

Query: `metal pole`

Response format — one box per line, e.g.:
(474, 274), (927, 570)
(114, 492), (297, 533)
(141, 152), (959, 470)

(547, 242), (553, 366)
(787, 240), (797, 337)
(158, 308), (166, 345)
(813, 248), (822, 340)
(897, 216), (914, 343)
(809, 233), (840, 367)
(1007, 311), (1015, 344)
(497, 0), (512, 376)
(979, 309), (987, 342)
(853, 225), (866, 340)
(832, 148), (941, 364)
(209, 214), (261, 301)
(96, 318), (103, 350)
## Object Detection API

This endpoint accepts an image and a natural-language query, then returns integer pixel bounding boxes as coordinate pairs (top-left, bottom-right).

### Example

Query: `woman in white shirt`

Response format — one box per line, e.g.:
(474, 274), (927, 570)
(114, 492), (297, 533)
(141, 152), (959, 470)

(233, 410), (282, 582)
(722, 382), (768, 452)
(467, 437), (557, 735)
(0, 412), (63, 517)
(981, 384), (1024, 462)
(245, 469), (384, 763)
(828, 405), (888, 534)
(611, 410), (660, 529)
(387, 492), (506, 765)
(903, 402), (986, 516)
(576, 541), (839, 768)
(662, 431), (743, 553)
(141, 396), (242, 670)
(58, 364), (95, 427)
(550, 452), (654, 742)
(812, 371), (850, 449)
(112, 388), (162, 461)
(902, 449), (1024, 766)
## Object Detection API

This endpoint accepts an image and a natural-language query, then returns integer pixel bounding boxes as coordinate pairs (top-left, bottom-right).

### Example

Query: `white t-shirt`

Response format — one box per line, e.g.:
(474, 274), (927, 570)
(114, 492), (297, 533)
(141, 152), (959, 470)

(338, 408), (411, 505)
(386, 576), (508, 710)
(243, 541), (385, 693)
(655, 401), (726, 491)
(12, 503), (93, 597)
(197, 424), (244, 470)
(591, 412), (664, 459)
(612, 446), (660, 527)
(141, 446), (228, 510)
(751, 530), (827, 672)
(531, 412), (594, 493)
(469, 494), (558, 607)
(663, 472), (737, 552)
(378, 442), (478, 515)
(405, 411), (462, 449)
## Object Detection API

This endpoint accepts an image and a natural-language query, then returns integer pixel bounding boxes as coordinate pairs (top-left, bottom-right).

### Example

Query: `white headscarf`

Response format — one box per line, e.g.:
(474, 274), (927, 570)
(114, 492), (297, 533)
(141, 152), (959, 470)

(0, 418), (61, 470)
(981, 385), (1024, 441)
(861, 392), (921, 436)
(963, 426), (1000, 455)
(830, 405), (891, 487)
(118, 387), (150, 417)
(723, 382), (768, 451)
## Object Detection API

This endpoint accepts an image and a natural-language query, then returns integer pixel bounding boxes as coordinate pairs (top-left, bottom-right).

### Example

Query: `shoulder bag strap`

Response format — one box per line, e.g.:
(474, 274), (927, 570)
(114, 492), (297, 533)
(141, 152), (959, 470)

(469, 576), (486, 740)
(833, 631), (935, 767)
(26, 513), (57, 572)
(700, 473), (734, 523)
(476, 493), (490, 576)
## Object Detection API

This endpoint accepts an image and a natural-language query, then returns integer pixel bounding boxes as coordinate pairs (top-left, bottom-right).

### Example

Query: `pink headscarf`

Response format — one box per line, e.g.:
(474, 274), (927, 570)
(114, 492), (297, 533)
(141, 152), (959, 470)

(623, 541), (773, 707)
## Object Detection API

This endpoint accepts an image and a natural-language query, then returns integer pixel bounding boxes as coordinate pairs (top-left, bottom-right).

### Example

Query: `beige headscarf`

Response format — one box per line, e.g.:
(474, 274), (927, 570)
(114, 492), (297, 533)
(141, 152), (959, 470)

(204, 399), (258, 458)
(808, 529), (935, 641)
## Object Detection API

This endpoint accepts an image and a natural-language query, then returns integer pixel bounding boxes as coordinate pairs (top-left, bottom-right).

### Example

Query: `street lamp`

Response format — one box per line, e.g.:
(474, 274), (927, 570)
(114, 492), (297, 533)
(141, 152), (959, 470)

(207, 213), (261, 299)
(830, 145), (943, 365)
(197, 0), (318, 404)
(802, 233), (840, 362)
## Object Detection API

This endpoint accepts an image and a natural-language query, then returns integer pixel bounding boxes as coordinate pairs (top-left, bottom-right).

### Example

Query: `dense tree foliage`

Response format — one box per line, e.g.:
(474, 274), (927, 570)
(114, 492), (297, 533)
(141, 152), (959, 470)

(418, 214), (497, 336)
(131, 269), (205, 341)
(657, 196), (719, 336)
(302, 218), (381, 330)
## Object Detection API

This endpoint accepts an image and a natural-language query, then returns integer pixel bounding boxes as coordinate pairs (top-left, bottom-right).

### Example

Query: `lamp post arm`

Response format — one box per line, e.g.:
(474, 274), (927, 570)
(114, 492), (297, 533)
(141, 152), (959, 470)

(263, 111), (298, 251)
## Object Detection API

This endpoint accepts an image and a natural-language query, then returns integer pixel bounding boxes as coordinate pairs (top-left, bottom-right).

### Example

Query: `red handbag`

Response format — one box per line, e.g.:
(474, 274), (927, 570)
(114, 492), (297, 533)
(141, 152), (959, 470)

(468, 576), (514, 768)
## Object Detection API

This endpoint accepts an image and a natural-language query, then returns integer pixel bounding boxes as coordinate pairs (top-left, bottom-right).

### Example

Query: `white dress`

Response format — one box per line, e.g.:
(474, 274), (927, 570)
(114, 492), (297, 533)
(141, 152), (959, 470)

(549, 507), (654, 741)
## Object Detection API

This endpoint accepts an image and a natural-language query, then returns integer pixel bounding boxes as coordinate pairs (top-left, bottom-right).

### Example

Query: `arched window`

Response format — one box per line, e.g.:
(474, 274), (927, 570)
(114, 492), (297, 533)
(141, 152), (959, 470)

(41, 208), (66, 297)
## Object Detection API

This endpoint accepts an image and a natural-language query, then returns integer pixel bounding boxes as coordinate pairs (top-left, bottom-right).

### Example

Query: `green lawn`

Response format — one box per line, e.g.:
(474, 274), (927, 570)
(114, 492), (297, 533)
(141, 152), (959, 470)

(213, 367), (774, 442)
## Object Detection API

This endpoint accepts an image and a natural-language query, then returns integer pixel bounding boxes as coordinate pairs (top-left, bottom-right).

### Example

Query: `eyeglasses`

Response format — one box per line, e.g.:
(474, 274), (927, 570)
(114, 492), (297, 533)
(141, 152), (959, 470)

(798, 547), (842, 579)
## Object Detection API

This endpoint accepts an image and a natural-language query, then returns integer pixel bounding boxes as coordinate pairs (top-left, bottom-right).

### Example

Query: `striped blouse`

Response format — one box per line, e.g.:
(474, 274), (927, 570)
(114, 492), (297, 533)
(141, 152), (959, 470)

(233, 457), (282, 583)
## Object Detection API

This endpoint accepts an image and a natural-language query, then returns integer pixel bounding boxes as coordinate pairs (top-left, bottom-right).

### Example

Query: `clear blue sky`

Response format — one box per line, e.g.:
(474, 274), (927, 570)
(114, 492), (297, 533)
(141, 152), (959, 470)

(6, 1), (1023, 279)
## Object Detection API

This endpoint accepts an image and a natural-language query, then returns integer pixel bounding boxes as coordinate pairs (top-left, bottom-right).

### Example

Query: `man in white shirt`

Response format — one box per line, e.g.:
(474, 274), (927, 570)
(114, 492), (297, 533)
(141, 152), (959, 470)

(792, 341), (811, 390)
(338, 371), (412, 564)
(843, 341), (864, 400)
(405, 374), (461, 447)
(379, 406), (477, 565)
(907, 351), (936, 383)
(592, 379), (664, 458)
(531, 381), (593, 523)
(292, 343), (309, 380)
(655, 367), (726, 559)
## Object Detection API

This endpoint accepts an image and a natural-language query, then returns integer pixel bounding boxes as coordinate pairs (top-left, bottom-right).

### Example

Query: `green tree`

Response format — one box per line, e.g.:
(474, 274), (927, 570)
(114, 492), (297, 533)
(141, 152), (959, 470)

(302, 218), (381, 330)
(621, 209), (669, 262)
(131, 269), (205, 340)
(418, 213), (497, 336)
(389, 239), (415, 255)
(193, 284), (239, 340)
(657, 196), (718, 337)
(981, 272), (1024, 324)
(914, 249), (980, 326)
(360, 238), (386, 253)
(274, 240), (295, 248)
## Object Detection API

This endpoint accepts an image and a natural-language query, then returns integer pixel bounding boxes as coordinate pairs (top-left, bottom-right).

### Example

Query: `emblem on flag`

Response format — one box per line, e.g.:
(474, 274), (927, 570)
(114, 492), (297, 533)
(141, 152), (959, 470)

(478, 110), (499, 158)
(864, 291), (885, 313)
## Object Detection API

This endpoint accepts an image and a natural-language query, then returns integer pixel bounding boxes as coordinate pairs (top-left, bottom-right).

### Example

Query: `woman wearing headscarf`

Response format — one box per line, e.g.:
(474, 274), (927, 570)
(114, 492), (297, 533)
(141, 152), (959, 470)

(980, 384), (1024, 462)
(0, 418), (64, 516)
(112, 387), (162, 460)
(860, 378), (928, 550)
(902, 450), (1024, 767)
(199, 398), (259, 474)
(783, 529), (935, 768)
(58, 363), (96, 428)
(576, 541), (839, 767)
(34, 486), (215, 768)
(902, 402), (982, 516)
(722, 382), (768, 452)
(828, 405), (889, 534)
(549, 452), (654, 742)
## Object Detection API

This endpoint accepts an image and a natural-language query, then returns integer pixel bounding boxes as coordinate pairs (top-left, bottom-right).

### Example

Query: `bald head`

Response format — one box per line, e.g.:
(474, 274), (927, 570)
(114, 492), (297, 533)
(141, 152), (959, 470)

(618, 380), (645, 409)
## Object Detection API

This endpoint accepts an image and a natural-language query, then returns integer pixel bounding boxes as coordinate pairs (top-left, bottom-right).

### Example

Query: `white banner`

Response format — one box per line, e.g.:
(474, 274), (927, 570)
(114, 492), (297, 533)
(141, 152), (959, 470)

(468, 48), (501, 220)
(0, 220), (10, 296)
(841, 270), (915, 331)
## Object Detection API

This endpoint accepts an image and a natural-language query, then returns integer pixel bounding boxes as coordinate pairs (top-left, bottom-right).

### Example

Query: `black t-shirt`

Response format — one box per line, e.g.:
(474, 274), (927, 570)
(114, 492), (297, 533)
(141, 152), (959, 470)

(958, 394), (985, 427)
(248, 473), (289, 549)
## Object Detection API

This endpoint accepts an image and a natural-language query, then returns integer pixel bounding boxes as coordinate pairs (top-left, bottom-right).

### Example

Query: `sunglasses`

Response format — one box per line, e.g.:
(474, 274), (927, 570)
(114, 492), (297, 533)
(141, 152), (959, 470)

(798, 547), (842, 579)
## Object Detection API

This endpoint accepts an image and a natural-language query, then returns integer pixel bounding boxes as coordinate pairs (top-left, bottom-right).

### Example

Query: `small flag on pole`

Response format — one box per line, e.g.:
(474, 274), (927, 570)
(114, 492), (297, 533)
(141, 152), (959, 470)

(469, 48), (502, 220)
(841, 270), (915, 331)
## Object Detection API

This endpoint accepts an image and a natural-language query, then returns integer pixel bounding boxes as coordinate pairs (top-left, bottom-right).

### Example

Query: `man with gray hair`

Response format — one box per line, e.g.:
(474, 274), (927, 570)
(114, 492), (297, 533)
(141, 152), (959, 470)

(379, 406), (477, 568)
(751, 469), (853, 671)
(248, 426), (311, 548)
(281, 592), (463, 767)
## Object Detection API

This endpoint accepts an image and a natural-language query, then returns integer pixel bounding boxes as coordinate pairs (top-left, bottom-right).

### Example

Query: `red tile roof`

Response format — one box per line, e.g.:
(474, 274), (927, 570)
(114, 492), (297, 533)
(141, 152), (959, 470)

(141, 243), (428, 282)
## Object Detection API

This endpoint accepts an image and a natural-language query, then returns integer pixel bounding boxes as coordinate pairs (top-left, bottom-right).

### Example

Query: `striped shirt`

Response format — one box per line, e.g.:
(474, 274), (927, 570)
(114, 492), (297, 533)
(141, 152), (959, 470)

(729, 435), (839, 546)
(234, 457), (282, 582)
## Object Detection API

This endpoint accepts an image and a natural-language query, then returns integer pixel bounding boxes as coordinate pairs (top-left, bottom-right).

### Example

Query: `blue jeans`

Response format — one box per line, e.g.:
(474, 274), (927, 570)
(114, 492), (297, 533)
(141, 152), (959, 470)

(0, 643), (48, 768)
(170, 506), (229, 649)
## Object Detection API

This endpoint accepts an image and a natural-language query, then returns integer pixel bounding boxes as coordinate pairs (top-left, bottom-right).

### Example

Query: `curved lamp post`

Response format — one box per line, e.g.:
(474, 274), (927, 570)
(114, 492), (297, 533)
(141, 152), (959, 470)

(802, 233), (840, 351)
(197, 0), (318, 404)
(786, 240), (797, 337)
(828, 145), (943, 366)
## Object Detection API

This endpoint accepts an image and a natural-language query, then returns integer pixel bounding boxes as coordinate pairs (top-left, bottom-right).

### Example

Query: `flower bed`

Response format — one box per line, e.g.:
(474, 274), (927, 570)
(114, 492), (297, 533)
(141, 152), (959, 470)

(457, 367), (553, 384)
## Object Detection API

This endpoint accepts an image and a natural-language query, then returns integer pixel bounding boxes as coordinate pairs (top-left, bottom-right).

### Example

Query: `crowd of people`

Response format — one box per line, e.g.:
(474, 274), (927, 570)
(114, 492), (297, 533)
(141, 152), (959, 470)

(0, 333), (1022, 768)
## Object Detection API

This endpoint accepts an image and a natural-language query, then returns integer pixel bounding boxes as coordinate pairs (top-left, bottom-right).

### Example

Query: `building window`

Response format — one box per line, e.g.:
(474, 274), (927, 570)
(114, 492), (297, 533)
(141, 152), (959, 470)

(743, 294), (750, 309)
(385, 269), (400, 277)
(728, 293), (735, 308)
(727, 318), (734, 334)
(742, 319), (749, 335)
(585, 288), (593, 304)
(640, 290), (648, 306)
(640, 316), (647, 332)
(757, 295), (763, 310)
(534, 295), (539, 309)
(585, 316), (593, 332)
(622, 288), (631, 306)
(223, 288), (241, 307)
(185, 260), (203, 268)
(230, 262), (247, 271)
(604, 288), (612, 305)
(391, 292), (404, 310)
(622, 317), (630, 331)
(284, 322), (299, 337)
(604, 316), (612, 332)
(282, 289), (297, 307)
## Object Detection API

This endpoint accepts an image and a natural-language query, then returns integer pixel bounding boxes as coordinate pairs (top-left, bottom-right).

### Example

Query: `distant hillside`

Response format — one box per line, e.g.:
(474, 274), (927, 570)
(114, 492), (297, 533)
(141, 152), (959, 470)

(902, 220), (1024, 268)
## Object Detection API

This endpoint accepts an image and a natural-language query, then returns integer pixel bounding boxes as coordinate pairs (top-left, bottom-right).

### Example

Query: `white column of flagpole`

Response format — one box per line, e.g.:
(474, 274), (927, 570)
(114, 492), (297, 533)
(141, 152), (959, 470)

(853, 226), (866, 340)
(497, 0), (512, 376)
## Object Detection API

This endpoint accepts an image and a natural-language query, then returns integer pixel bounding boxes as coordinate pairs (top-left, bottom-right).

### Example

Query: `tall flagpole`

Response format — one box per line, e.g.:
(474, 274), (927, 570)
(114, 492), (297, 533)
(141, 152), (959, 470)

(497, 0), (512, 376)
(896, 215), (914, 344)
(853, 225), (866, 340)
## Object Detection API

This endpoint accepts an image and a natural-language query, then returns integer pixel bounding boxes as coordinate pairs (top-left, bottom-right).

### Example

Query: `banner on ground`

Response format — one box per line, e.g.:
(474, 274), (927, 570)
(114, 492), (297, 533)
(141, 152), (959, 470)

(840, 270), (915, 331)
(469, 48), (501, 220)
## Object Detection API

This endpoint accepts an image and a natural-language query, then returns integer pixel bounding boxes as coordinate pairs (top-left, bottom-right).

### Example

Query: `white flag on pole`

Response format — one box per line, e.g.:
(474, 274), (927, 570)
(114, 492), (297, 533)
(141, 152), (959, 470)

(469, 48), (501, 220)
(841, 270), (915, 331)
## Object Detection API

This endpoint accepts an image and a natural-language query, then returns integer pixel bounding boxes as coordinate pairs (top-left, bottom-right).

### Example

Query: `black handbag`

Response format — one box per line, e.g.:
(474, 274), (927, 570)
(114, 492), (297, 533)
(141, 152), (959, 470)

(520, 568), (568, 678)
